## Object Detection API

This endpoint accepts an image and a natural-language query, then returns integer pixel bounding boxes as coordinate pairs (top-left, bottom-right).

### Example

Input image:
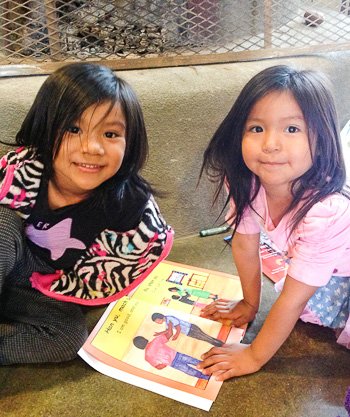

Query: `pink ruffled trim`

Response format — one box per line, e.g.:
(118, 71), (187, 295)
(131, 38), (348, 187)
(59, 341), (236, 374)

(299, 305), (325, 326)
(275, 278), (326, 326)
(0, 164), (15, 200)
(336, 317), (350, 349)
(275, 279), (350, 349)
(30, 229), (174, 306)
(274, 277), (285, 293)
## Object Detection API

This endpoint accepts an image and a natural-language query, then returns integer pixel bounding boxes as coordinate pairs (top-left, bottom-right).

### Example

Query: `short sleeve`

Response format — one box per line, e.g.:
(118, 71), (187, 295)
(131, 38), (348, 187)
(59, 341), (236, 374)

(288, 195), (350, 286)
(167, 316), (180, 327)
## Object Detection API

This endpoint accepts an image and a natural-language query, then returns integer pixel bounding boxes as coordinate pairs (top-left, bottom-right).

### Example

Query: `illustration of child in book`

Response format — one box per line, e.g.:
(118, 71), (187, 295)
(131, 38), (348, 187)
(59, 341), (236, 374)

(168, 286), (218, 301)
(170, 294), (207, 309)
(133, 330), (210, 380)
(151, 313), (224, 347)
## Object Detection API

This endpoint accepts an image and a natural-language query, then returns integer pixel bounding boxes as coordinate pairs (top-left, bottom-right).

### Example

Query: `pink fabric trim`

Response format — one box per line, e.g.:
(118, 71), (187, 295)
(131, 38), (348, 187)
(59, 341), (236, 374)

(300, 306), (350, 349)
(275, 279), (350, 349)
(30, 229), (174, 306)
(336, 324), (350, 349)
(299, 305), (325, 326)
(274, 277), (285, 293)
(0, 164), (16, 200)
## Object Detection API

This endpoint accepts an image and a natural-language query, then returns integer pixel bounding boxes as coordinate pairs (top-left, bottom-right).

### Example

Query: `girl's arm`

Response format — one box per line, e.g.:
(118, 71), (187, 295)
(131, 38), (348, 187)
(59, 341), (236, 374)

(200, 231), (261, 327)
(198, 275), (318, 380)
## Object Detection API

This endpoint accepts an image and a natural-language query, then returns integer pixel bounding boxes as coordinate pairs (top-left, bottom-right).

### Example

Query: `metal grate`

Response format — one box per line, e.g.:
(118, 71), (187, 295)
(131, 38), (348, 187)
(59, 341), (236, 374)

(1, 0), (350, 72)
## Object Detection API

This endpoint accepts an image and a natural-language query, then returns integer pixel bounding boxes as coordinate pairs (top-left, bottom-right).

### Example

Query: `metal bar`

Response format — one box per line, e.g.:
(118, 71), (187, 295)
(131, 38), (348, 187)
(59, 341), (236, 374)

(2, 41), (350, 77)
(43, 0), (62, 61)
(1, 1), (350, 74)
(264, 0), (272, 49)
(1, 1), (25, 54)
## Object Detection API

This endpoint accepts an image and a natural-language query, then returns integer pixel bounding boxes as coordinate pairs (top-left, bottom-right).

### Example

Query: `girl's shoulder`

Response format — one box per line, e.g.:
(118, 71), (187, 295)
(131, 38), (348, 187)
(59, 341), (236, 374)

(297, 193), (350, 235)
(306, 193), (350, 218)
(1, 146), (43, 170)
(287, 193), (350, 286)
(0, 147), (43, 218)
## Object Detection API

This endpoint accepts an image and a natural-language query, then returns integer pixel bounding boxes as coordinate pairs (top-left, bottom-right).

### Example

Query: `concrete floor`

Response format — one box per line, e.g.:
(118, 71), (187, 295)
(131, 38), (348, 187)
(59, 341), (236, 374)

(0, 233), (349, 417)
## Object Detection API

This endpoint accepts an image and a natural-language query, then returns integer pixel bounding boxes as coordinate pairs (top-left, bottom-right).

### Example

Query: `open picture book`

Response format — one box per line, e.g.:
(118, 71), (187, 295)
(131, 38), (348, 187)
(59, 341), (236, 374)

(79, 260), (245, 411)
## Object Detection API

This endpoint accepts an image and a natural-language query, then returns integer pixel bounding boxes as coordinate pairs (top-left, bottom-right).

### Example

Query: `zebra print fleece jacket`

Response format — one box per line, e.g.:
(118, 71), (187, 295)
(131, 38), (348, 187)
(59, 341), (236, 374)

(0, 147), (174, 305)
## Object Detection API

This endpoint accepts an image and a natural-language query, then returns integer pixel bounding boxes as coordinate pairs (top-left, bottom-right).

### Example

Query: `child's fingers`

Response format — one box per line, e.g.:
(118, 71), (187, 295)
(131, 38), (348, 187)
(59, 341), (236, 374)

(212, 303), (245, 320)
(198, 350), (231, 375)
(204, 361), (232, 378)
(202, 309), (242, 323)
(201, 299), (231, 312)
(214, 356), (262, 380)
(199, 346), (223, 361)
(200, 299), (234, 316)
(199, 304), (215, 314)
(199, 304), (221, 318)
(200, 299), (245, 322)
(214, 368), (242, 381)
(200, 343), (261, 380)
(212, 310), (237, 321)
(200, 310), (231, 321)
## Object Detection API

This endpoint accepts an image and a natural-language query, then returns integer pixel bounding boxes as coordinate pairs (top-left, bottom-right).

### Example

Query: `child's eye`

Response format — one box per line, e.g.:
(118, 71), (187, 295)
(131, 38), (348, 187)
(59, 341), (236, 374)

(67, 126), (81, 134)
(285, 126), (299, 133)
(105, 132), (119, 139)
(249, 126), (263, 133)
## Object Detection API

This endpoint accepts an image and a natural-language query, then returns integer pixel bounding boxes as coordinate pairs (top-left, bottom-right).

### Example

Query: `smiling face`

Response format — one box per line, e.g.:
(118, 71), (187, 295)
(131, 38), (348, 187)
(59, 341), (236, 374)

(242, 90), (313, 196)
(49, 101), (126, 208)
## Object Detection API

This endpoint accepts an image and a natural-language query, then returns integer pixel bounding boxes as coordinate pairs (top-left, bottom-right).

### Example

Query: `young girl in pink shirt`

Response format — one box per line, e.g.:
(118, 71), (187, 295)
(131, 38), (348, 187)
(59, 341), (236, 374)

(198, 65), (350, 380)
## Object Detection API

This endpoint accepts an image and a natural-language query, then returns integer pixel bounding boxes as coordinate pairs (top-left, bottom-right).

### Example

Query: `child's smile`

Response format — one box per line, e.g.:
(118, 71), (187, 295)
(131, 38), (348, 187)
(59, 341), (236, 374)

(72, 162), (107, 176)
(242, 90), (313, 196)
(49, 101), (126, 209)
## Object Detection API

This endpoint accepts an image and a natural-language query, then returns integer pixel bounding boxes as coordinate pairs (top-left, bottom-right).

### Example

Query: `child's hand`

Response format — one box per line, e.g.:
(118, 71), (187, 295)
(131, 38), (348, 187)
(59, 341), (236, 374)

(197, 343), (262, 380)
(200, 299), (257, 327)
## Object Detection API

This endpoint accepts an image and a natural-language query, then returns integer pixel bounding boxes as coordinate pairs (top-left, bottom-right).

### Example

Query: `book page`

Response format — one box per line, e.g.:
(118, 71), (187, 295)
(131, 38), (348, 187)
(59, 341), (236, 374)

(131, 260), (243, 324)
(79, 260), (245, 410)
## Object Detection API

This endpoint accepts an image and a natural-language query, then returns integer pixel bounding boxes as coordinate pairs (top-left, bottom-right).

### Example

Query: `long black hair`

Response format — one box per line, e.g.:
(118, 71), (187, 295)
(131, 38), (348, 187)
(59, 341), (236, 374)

(15, 62), (152, 208)
(201, 65), (349, 235)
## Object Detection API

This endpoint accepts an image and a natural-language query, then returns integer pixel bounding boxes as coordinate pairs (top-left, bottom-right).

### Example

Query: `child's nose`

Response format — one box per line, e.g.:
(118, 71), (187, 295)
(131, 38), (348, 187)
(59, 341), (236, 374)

(81, 135), (104, 155)
(262, 130), (280, 153)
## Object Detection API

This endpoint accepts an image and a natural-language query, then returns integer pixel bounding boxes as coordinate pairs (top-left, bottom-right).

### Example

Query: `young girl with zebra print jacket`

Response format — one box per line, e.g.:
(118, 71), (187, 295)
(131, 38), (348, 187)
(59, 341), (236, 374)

(0, 63), (173, 364)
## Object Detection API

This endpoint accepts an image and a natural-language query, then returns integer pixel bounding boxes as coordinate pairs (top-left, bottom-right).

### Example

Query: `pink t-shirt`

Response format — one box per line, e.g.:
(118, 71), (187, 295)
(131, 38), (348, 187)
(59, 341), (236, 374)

(145, 334), (176, 368)
(227, 186), (350, 287)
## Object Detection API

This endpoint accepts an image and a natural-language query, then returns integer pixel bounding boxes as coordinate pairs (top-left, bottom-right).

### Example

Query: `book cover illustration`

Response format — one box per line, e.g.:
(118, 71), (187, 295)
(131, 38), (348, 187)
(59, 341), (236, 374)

(79, 261), (245, 411)
(259, 233), (289, 283)
(224, 234), (289, 283)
